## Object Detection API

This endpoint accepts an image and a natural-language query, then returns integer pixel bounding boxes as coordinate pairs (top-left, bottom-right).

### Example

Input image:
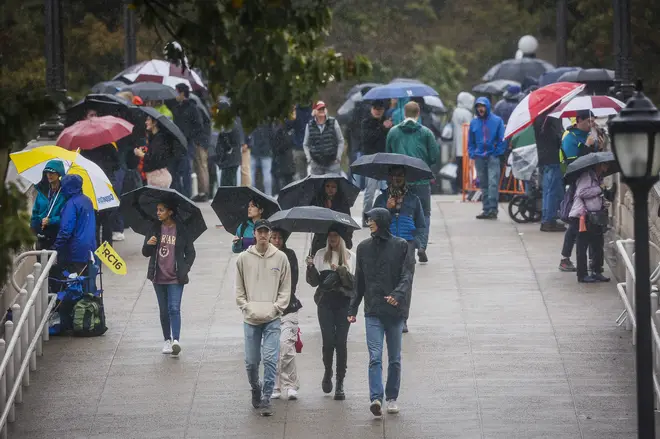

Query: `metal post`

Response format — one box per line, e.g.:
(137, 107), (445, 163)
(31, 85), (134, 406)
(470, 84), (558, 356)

(18, 290), (29, 388)
(34, 264), (43, 357)
(25, 275), (34, 302)
(42, 253), (50, 343)
(44, 0), (65, 93)
(612, 0), (622, 80)
(556, 0), (568, 66)
(124, 0), (137, 68)
(0, 339), (6, 439)
(28, 302), (36, 373)
(631, 186), (656, 439)
(4, 321), (14, 425)
(10, 305), (21, 406)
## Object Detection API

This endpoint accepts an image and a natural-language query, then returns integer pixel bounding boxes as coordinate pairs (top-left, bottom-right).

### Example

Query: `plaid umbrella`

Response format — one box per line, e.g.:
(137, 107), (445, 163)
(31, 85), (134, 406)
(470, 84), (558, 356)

(113, 59), (206, 92)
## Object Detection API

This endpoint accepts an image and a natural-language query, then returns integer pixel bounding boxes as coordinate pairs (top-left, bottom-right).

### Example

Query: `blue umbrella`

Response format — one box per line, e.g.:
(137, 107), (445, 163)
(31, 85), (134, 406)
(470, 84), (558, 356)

(538, 67), (581, 87)
(362, 82), (439, 100)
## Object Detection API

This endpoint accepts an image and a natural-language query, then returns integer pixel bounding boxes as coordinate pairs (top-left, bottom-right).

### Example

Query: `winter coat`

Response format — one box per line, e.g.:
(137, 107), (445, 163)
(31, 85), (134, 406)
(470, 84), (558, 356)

(30, 160), (67, 242)
(235, 243), (292, 325)
(560, 127), (593, 166)
(346, 101), (372, 155)
(534, 114), (564, 167)
(172, 99), (203, 147)
(54, 175), (97, 264)
(386, 119), (439, 185)
(349, 208), (414, 320)
(216, 117), (245, 169)
(292, 106), (313, 150)
(360, 115), (390, 156)
(80, 144), (120, 178)
(280, 246), (302, 315)
(373, 189), (425, 242)
(143, 131), (173, 172)
(142, 221), (196, 285)
(303, 117), (345, 166)
(451, 92), (475, 157)
(307, 248), (356, 306)
(468, 97), (506, 158)
(493, 97), (520, 125)
(232, 220), (256, 253)
(569, 170), (603, 218)
(248, 124), (274, 158)
(272, 120), (296, 176)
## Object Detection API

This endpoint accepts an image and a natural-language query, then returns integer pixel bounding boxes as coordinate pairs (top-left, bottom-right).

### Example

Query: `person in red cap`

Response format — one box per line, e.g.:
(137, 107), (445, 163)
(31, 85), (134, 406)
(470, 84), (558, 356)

(132, 96), (144, 106)
(303, 101), (345, 175)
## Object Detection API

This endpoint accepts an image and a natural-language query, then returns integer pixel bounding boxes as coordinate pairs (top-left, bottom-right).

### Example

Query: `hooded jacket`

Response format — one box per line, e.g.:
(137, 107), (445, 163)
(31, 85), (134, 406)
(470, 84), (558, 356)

(54, 175), (97, 264)
(391, 98), (410, 125)
(493, 88), (522, 125)
(235, 243), (292, 325)
(451, 92), (475, 157)
(468, 97), (506, 158)
(560, 126), (593, 166)
(349, 208), (414, 320)
(142, 221), (196, 284)
(386, 119), (439, 185)
(373, 188), (426, 242)
(172, 98), (203, 147)
(31, 160), (67, 240)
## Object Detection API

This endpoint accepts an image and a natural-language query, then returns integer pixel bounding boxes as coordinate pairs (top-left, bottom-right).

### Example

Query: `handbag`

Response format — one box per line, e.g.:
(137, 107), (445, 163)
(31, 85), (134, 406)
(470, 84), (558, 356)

(587, 209), (609, 227)
(295, 328), (303, 353)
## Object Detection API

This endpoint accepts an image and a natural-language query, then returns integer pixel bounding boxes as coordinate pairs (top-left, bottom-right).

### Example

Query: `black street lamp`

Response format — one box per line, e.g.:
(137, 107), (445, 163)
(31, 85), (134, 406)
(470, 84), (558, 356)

(608, 81), (660, 439)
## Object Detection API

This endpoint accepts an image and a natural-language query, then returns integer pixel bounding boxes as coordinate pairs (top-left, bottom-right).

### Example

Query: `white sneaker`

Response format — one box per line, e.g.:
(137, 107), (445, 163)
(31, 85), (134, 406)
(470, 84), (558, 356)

(287, 389), (298, 400)
(171, 340), (181, 356)
(112, 232), (125, 241)
(370, 400), (382, 417)
(386, 400), (399, 414)
(271, 389), (281, 399)
(162, 340), (173, 354)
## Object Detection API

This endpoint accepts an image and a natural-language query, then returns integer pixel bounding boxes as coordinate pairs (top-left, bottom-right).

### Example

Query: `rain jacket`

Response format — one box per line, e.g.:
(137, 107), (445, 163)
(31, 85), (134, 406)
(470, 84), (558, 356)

(391, 98), (410, 125)
(560, 127), (592, 166)
(154, 104), (174, 120)
(451, 92), (475, 157)
(373, 189), (425, 242)
(349, 208), (414, 320)
(235, 243), (292, 325)
(569, 170), (603, 218)
(142, 221), (196, 285)
(143, 131), (173, 172)
(493, 97), (519, 125)
(172, 98), (204, 148)
(534, 114), (564, 167)
(233, 220), (256, 253)
(385, 119), (439, 185)
(31, 160), (67, 241)
(280, 245), (302, 315)
(248, 124), (274, 158)
(360, 114), (390, 155)
(468, 97), (506, 158)
(54, 175), (97, 264)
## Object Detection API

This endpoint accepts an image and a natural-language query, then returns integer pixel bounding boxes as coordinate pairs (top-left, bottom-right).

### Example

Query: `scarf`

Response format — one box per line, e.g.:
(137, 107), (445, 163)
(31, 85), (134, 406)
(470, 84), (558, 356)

(387, 184), (408, 211)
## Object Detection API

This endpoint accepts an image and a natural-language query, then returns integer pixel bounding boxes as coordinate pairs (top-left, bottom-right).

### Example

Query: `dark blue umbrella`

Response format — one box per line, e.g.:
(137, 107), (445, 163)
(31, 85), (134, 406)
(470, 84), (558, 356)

(362, 82), (439, 100)
(538, 67), (581, 87)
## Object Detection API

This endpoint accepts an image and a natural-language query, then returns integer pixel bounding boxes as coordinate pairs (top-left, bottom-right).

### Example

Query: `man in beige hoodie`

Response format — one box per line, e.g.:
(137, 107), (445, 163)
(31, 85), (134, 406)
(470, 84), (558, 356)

(236, 219), (291, 416)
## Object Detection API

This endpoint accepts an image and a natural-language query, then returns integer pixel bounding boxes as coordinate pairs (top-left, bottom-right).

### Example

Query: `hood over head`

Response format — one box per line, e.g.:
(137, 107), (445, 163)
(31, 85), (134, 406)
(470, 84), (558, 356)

(457, 92), (475, 110)
(246, 242), (280, 258)
(366, 207), (392, 238)
(217, 96), (231, 110)
(38, 159), (66, 192)
(475, 96), (491, 117)
(61, 174), (83, 198)
(399, 118), (423, 133)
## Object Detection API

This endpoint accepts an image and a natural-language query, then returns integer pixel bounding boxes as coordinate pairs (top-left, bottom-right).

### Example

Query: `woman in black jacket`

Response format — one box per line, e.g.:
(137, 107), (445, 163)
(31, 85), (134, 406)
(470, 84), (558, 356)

(142, 201), (196, 357)
(310, 179), (354, 255)
(134, 116), (174, 188)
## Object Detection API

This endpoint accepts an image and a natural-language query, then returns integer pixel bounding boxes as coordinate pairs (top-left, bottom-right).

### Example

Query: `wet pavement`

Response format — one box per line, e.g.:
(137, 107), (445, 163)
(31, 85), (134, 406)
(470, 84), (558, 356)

(8, 195), (637, 438)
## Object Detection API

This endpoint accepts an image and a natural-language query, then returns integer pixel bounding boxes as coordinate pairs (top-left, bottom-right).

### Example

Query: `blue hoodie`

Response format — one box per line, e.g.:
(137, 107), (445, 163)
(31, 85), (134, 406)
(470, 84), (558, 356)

(31, 160), (67, 239)
(54, 175), (97, 264)
(468, 97), (506, 158)
(391, 98), (410, 125)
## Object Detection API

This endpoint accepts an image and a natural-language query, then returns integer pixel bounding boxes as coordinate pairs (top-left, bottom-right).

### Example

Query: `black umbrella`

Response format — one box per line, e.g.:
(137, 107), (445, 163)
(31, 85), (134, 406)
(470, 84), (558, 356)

(138, 106), (188, 151)
(472, 79), (521, 95)
(65, 94), (142, 127)
(211, 186), (281, 235)
(482, 58), (554, 83)
(90, 80), (127, 94)
(120, 82), (178, 101)
(350, 153), (434, 182)
(268, 206), (359, 234)
(189, 93), (211, 122)
(120, 186), (208, 242)
(345, 83), (383, 99)
(564, 152), (619, 182)
(278, 173), (360, 209)
(557, 68), (615, 84)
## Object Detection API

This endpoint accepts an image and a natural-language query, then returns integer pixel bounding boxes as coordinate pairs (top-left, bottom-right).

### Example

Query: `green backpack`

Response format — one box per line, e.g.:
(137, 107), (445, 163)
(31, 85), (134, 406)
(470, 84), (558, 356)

(72, 294), (107, 337)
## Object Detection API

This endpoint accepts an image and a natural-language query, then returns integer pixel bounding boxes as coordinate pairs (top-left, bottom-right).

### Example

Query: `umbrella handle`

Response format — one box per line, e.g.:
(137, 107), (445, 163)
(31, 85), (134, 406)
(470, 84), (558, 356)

(44, 189), (62, 219)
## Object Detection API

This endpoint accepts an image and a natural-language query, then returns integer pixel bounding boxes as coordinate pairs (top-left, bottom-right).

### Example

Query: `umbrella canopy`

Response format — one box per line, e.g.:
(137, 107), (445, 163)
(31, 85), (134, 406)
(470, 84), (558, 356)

(548, 95), (625, 119)
(509, 125), (536, 149)
(138, 106), (188, 152)
(114, 59), (206, 92)
(362, 82), (439, 100)
(211, 186), (280, 235)
(277, 173), (360, 209)
(538, 67), (581, 87)
(564, 152), (619, 181)
(472, 79), (521, 95)
(345, 83), (383, 99)
(558, 68), (615, 84)
(188, 93), (211, 122)
(10, 145), (119, 211)
(350, 153), (433, 182)
(268, 206), (359, 234)
(482, 58), (555, 83)
(65, 94), (142, 127)
(423, 96), (447, 113)
(120, 186), (207, 242)
(504, 82), (586, 139)
(90, 80), (127, 94)
(57, 116), (134, 151)
(389, 78), (422, 84)
(120, 82), (178, 101)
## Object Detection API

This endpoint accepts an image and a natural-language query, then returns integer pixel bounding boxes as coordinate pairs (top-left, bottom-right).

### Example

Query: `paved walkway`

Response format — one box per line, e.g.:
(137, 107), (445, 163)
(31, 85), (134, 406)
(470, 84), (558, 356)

(9, 195), (637, 438)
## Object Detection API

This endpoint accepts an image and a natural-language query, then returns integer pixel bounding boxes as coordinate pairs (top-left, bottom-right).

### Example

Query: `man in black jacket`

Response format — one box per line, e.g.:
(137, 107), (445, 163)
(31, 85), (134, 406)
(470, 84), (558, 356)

(172, 83), (204, 199)
(348, 207), (414, 418)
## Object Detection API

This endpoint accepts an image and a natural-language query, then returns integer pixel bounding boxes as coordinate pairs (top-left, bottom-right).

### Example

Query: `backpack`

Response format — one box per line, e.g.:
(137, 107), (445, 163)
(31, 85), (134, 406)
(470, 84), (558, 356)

(559, 182), (576, 222)
(72, 293), (107, 337)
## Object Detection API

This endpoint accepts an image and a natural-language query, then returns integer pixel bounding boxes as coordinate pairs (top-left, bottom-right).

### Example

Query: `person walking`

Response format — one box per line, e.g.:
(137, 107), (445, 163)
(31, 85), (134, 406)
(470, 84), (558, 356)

(141, 201), (196, 356)
(171, 83), (204, 199)
(386, 101), (438, 263)
(232, 199), (265, 253)
(468, 97), (506, 219)
(134, 115), (176, 188)
(30, 160), (67, 250)
(306, 226), (355, 401)
(270, 227), (303, 401)
(236, 219), (291, 416)
(348, 207), (414, 417)
(248, 123), (274, 196)
(303, 101), (345, 175)
(450, 92), (475, 194)
(310, 179), (353, 255)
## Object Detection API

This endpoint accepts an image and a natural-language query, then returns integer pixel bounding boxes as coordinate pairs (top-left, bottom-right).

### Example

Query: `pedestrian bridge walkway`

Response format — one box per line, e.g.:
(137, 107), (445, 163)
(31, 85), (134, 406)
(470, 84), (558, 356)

(8, 195), (636, 438)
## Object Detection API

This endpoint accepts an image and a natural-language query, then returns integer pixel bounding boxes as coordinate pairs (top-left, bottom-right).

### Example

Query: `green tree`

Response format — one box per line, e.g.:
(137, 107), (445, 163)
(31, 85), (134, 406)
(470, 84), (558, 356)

(409, 45), (467, 109)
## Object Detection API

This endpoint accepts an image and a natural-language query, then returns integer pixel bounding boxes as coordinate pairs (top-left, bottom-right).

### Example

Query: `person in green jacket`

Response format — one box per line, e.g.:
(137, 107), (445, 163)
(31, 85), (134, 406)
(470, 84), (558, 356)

(385, 101), (438, 263)
(30, 160), (67, 250)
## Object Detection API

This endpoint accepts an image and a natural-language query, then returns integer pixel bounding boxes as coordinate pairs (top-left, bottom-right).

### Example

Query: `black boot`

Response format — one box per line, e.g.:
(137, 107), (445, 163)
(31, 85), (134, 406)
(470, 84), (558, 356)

(334, 377), (345, 400)
(322, 368), (333, 394)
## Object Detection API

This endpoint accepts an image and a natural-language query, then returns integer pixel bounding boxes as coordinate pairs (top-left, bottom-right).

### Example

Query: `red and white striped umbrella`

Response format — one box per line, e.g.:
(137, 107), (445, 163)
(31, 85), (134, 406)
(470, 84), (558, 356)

(548, 95), (625, 119)
(504, 82), (586, 139)
(113, 59), (206, 92)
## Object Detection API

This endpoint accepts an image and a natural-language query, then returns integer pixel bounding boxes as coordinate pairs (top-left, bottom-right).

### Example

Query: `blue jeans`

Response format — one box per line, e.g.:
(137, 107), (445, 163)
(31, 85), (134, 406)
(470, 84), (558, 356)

(407, 184), (431, 249)
(362, 177), (383, 217)
(351, 151), (365, 189)
(172, 154), (193, 198)
(365, 316), (404, 402)
(111, 166), (126, 232)
(474, 155), (501, 213)
(153, 283), (184, 341)
(250, 156), (273, 196)
(541, 164), (564, 224)
(244, 318), (281, 402)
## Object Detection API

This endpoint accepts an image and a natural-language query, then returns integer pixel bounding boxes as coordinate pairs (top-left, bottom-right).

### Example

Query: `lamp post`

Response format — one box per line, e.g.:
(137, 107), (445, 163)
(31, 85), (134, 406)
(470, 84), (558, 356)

(608, 81), (660, 439)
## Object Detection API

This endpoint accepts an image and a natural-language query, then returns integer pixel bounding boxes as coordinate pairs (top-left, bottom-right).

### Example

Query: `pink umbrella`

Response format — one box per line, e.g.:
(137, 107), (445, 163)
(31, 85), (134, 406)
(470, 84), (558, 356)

(56, 116), (134, 151)
(504, 82), (586, 139)
(548, 95), (625, 119)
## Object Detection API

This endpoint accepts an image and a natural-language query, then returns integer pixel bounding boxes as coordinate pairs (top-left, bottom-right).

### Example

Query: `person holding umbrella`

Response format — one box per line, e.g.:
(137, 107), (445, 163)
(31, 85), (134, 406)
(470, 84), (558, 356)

(310, 179), (353, 256)
(141, 199), (197, 356)
(232, 199), (265, 253)
(134, 115), (175, 188)
(30, 160), (67, 250)
(306, 224), (355, 401)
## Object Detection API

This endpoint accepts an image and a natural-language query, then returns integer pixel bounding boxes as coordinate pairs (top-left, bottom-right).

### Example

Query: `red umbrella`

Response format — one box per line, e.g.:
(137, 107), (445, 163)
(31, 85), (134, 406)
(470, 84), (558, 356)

(504, 82), (586, 139)
(57, 115), (134, 151)
(548, 95), (625, 119)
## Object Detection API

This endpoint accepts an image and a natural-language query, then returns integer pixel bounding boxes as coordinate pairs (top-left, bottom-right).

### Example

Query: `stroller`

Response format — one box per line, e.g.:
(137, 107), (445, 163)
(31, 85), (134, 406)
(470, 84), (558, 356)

(507, 144), (542, 223)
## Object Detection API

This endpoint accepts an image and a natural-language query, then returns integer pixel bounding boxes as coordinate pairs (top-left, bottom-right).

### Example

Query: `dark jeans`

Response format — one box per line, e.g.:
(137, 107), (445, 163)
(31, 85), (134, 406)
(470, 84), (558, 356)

(452, 156), (463, 194)
(172, 149), (193, 197)
(220, 166), (238, 186)
(111, 167), (126, 232)
(96, 210), (113, 247)
(575, 220), (604, 279)
(561, 219), (592, 261)
(407, 183), (431, 249)
(153, 283), (184, 341)
(317, 299), (351, 380)
(541, 164), (564, 224)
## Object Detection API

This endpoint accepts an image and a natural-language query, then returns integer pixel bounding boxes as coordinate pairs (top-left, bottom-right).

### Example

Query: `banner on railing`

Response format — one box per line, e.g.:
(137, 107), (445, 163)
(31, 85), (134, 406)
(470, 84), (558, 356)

(94, 242), (127, 275)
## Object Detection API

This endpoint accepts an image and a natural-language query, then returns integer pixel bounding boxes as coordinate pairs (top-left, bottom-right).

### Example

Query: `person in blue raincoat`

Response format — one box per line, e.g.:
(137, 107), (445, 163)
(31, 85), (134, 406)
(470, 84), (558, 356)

(31, 160), (67, 250)
(391, 98), (410, 125)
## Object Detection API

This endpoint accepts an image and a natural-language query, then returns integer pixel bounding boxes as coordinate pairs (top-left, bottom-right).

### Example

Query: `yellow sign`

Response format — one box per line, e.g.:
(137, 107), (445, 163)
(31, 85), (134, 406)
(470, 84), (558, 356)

(94, 241), (127, 275)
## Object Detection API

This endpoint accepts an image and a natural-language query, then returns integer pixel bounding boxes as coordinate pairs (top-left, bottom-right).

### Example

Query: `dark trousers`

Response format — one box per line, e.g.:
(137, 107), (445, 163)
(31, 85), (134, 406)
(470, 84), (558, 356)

(317, 300), (351, 380)
(576, 221), (604, 279)
(408, 183), (431, 249)
(452, 156), (464, 194)
(111, 167), (126, 232)
(561, 219), (592, 261)
(96, 211), (113, 247)
(172, 148), (194, 197)
(220, 166), (238, 186)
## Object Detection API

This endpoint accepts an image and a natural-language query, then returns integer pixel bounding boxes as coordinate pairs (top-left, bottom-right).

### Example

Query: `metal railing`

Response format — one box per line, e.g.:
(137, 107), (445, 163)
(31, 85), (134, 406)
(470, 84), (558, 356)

(0, 250), (57, 438)
(614, 239), (660, 407)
